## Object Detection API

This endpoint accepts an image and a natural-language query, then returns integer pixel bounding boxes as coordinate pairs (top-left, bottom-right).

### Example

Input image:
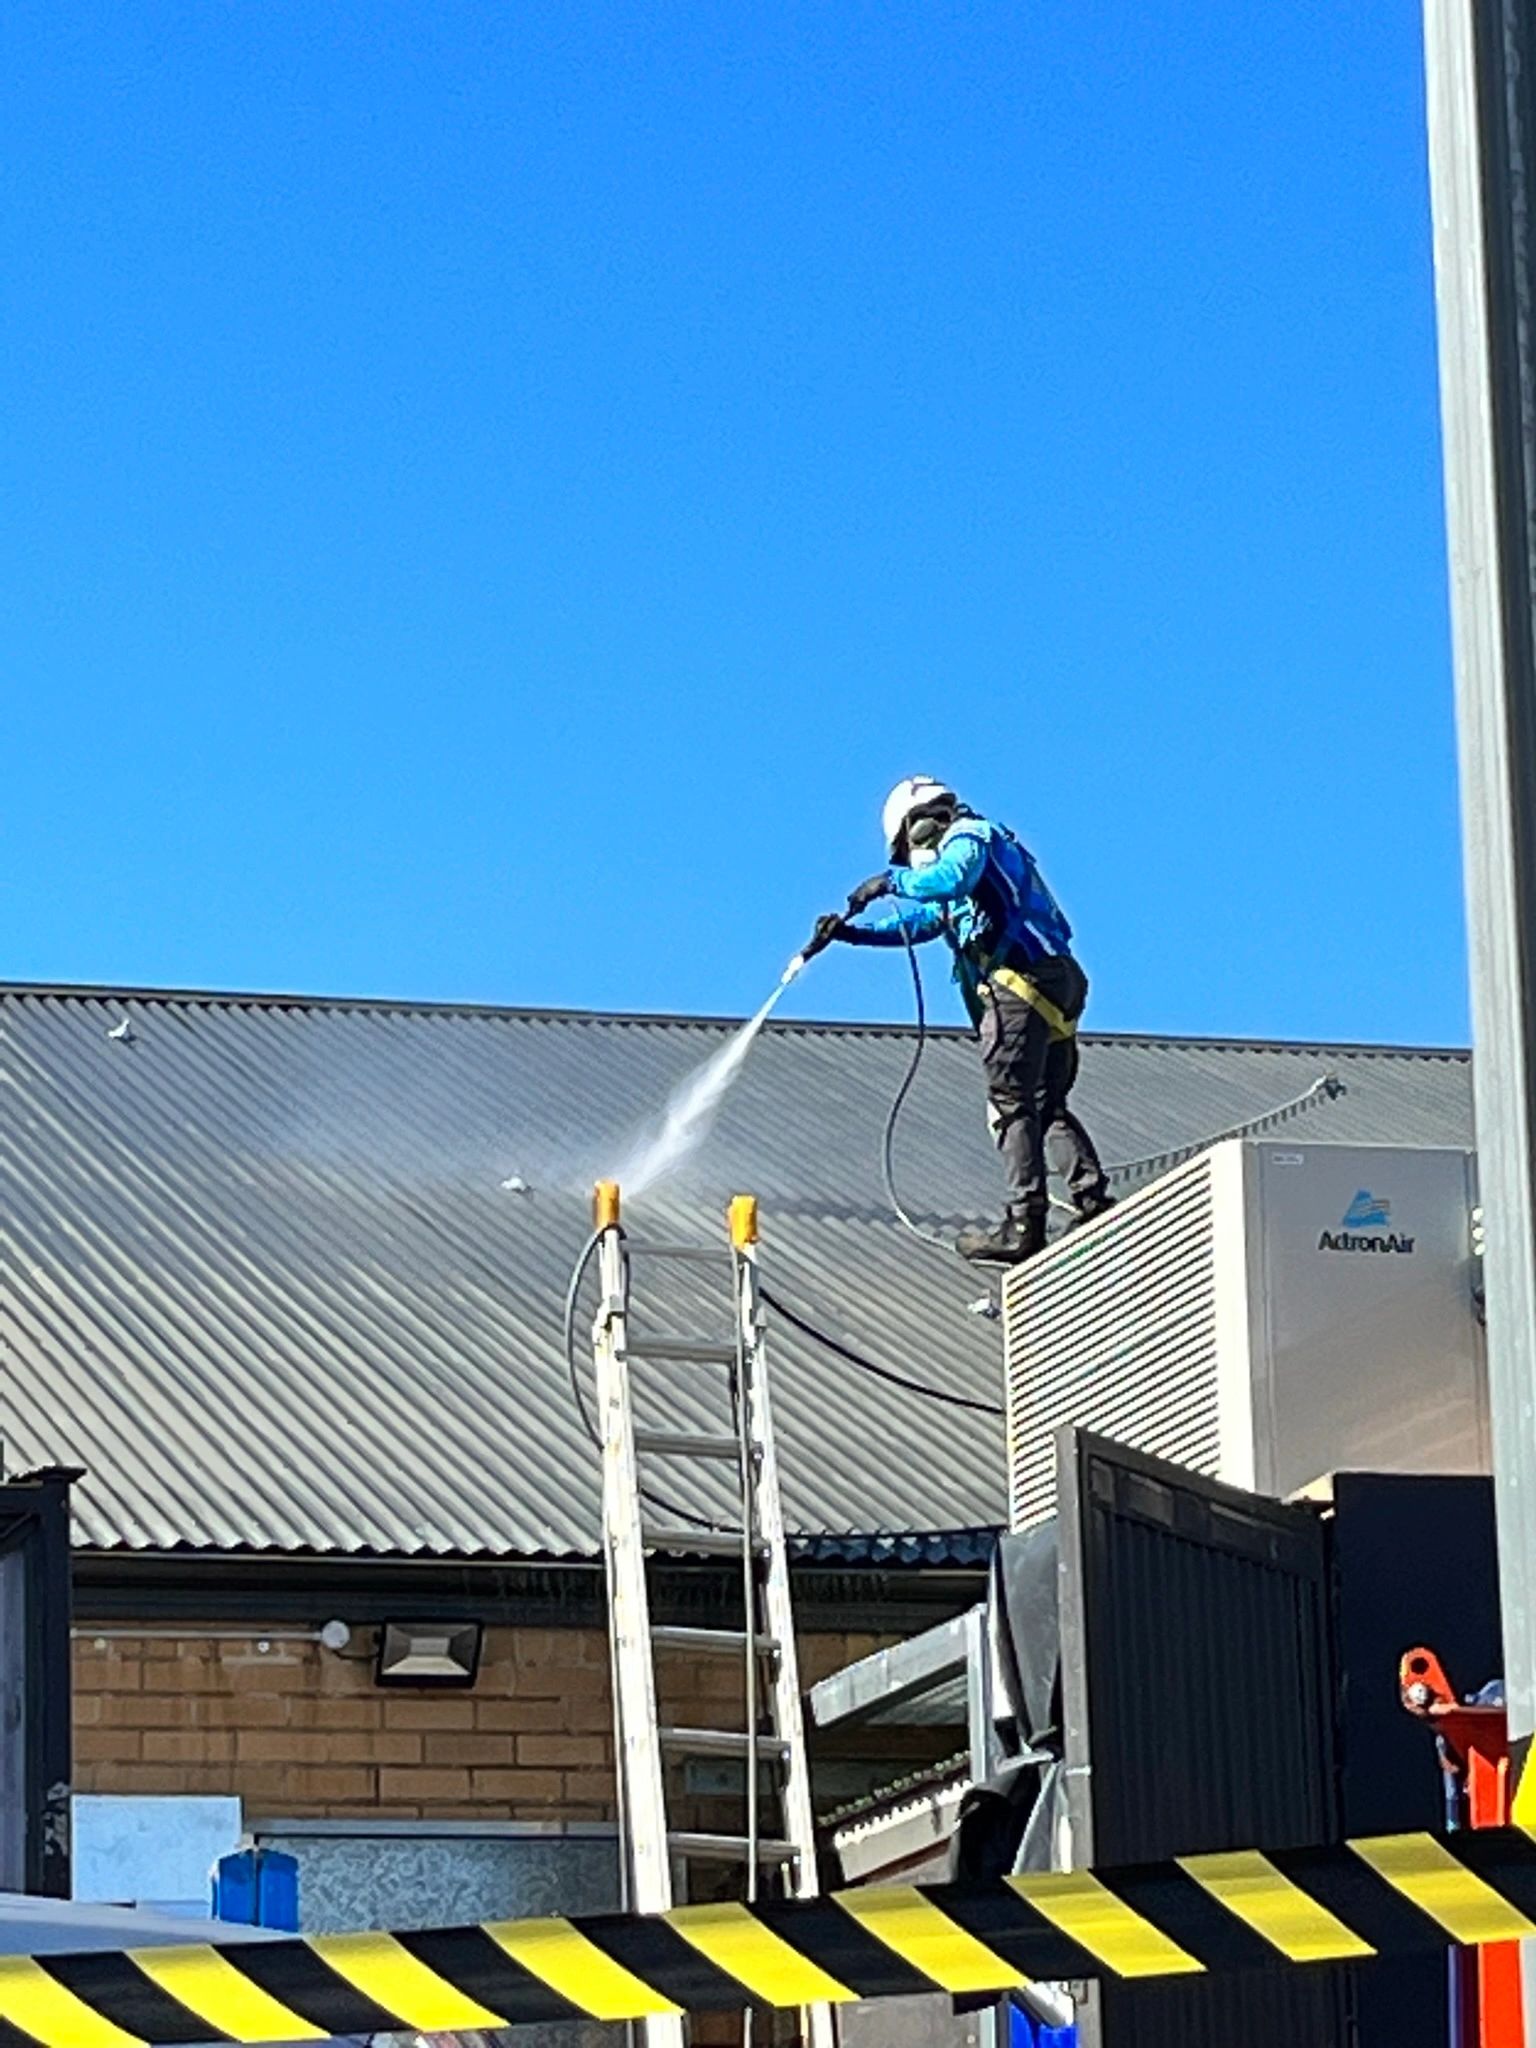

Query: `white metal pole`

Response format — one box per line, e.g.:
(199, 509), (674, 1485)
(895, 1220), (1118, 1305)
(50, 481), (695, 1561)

(1423, 0), (1536, 1770)
(1423, 5), (1536, 2029)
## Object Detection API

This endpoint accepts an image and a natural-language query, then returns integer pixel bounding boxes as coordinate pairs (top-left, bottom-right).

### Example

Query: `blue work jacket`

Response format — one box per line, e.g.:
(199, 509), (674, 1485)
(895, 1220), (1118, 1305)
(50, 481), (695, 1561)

(844, 814), (1073, 1020)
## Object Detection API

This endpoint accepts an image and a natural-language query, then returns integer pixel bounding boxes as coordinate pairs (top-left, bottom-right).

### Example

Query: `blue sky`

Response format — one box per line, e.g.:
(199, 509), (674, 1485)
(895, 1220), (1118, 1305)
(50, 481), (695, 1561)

(0, 3), (1461, 1043)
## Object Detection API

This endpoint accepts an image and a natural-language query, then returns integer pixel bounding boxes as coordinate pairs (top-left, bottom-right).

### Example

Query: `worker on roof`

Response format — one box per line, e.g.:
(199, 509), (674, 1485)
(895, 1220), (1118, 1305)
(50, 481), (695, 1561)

(806, 777), (1113, 1265)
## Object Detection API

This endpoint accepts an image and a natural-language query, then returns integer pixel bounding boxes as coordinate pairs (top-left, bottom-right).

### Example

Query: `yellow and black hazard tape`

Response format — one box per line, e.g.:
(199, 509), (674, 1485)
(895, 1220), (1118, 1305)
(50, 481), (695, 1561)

(9, 1828), (1536, 2043)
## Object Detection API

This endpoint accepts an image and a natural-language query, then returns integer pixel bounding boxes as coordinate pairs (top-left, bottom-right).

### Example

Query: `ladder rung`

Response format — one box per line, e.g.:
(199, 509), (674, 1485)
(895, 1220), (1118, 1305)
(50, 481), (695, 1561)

(659, 1727), (791, 1762)
(652, 1625), (778, 1657)
(643, 1526), (766, 1558)
(635, 1429), (740, 1461)
(668, 1831), (799, 1864)
(627, 1242), (731, 1265)
(629, 1338), (738, 1364)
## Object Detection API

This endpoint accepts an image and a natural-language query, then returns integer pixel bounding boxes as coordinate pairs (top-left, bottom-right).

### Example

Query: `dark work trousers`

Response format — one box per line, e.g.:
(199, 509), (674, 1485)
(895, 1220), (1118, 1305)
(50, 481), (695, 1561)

(977, 953), (1109, 1223)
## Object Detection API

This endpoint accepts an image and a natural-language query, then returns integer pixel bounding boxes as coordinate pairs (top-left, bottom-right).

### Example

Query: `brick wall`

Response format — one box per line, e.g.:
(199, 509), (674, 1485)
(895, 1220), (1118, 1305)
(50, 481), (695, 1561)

(73, 1621), (890, 1821)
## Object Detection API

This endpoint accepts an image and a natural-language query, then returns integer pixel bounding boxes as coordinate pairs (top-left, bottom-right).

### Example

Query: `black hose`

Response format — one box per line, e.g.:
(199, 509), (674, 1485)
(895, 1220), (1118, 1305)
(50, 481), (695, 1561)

(761, 1284), (1003, 1417)
(881, 929), (958, 1255)
(561, 1228), (604, 1450)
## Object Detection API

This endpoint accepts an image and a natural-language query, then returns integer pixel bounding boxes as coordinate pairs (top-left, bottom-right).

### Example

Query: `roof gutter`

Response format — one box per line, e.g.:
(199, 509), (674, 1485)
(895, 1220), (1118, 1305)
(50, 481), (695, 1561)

(72, 1548), (987, 1634)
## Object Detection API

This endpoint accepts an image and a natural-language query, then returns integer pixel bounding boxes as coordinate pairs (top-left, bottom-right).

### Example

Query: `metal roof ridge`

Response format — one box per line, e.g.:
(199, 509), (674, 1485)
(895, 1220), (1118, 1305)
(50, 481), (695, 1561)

(0, 980), (1472, 1060)
(0, 978), (943, 1035)
(1073, 1030), (1472, 1062)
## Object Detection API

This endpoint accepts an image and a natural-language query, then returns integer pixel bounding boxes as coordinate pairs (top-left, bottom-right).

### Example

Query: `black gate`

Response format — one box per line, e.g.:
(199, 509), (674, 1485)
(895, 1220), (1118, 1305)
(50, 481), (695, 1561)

(1056, 1429), (1349, 2048)
(0, 1469), (76, 1897)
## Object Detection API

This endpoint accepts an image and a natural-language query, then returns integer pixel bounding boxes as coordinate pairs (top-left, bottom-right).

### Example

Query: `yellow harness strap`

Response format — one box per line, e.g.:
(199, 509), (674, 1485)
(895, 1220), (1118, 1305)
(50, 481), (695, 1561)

(984, 966), (1077, 1042)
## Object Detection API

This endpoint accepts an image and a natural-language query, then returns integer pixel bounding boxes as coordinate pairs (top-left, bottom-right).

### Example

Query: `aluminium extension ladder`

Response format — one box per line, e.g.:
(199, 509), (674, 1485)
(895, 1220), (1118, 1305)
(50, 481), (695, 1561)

(590, 1182), (833, 2048)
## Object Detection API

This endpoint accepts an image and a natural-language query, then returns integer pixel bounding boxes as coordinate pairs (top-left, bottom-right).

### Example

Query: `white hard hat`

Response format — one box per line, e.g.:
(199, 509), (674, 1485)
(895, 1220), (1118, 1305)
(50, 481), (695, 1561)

(882, 776), (956, 854)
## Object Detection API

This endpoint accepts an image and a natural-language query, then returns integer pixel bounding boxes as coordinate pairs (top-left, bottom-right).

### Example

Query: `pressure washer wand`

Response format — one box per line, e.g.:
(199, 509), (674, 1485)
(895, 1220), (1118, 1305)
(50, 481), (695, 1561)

(792, 909), (848, 978)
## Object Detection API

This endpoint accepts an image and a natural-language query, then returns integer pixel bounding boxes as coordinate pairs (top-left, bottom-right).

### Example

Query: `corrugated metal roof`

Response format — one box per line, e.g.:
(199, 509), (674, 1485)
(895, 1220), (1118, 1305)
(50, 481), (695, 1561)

(0, 984), (1473, 1559)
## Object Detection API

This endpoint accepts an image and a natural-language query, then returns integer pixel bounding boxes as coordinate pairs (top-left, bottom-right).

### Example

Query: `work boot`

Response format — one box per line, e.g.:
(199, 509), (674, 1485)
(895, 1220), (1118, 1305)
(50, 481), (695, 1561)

(956, 1212), (1046, 1266)
(1065, 1190), (1117, 1233)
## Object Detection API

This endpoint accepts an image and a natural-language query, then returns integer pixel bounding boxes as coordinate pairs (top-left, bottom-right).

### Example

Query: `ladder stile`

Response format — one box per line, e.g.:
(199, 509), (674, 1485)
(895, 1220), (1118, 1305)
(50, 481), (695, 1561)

(734, 1232), (836, 2048)
(733, 1278), (761, 1908)
(592, 1210), (686, 2048)
(593, 1187), (830, 2048)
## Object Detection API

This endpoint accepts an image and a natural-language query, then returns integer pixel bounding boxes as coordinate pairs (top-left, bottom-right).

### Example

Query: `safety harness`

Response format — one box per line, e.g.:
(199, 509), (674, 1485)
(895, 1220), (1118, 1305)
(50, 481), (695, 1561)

(980, 962), (1077, 1042)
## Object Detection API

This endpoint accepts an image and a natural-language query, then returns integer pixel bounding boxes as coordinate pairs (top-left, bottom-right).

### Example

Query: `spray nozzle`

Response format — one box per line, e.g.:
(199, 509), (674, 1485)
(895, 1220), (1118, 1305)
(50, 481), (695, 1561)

(796, 912), (844, 969)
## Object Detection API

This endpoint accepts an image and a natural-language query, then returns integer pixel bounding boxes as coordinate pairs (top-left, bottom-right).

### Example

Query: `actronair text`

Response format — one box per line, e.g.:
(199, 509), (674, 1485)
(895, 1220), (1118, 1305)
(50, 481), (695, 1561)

(1317, 1229), (1416, 1255)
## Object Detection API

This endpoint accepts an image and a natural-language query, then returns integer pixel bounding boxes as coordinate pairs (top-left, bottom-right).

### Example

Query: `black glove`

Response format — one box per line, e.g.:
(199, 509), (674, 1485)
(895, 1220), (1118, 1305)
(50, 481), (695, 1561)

(800, 912), (847, 961)
(846, 871), (893, 914)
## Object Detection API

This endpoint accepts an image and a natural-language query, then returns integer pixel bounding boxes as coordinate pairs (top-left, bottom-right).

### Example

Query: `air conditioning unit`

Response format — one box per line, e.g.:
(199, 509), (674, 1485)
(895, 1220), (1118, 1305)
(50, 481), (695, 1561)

(1005, 1141), (1487, 1530)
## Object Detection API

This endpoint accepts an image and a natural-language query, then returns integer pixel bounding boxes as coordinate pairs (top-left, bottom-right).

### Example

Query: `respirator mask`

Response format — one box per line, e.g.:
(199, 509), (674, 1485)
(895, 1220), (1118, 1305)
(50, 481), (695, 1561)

(903, 808), (950, 868)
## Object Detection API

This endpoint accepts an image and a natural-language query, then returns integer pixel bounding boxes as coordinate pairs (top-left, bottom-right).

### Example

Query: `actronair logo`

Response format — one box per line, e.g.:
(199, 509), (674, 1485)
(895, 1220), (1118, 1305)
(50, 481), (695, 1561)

(1342, 1189), (1391, 1228)
(1317, 1190), (1415, 1256)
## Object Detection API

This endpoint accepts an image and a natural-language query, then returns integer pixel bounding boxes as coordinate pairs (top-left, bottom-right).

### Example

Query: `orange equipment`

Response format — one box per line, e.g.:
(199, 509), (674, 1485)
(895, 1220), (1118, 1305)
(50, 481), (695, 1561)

(1401, 1646), (1524, 2048)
